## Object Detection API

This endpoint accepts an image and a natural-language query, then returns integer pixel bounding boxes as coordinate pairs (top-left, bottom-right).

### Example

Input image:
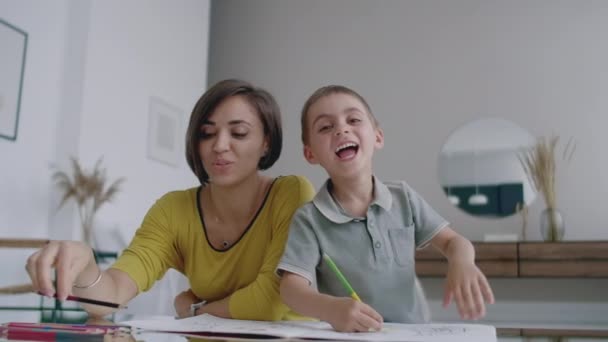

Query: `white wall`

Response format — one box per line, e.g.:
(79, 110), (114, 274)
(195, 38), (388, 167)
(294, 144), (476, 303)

(1, 0), (210, 319)
(208, 0), (608, 242)
(1, 0), (70, 239)
(2, 0), (210, 240)
(76, 0), (209, 245)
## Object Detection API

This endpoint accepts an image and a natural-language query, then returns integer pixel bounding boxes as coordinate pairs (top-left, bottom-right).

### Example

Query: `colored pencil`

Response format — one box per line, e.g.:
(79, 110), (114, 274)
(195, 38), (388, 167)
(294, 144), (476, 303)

(7, 323), (101, 332)
(6, 322), (127, 333)
(322, 253), (362, 302)
(37, 291), (126, 309)
(1, 326), (105, 341)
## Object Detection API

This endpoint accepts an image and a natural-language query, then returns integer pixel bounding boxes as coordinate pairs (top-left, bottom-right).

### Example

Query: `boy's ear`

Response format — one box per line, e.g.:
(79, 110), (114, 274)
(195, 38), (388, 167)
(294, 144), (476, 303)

(303, 145), (319, 164)
(374, 128), (385, 149)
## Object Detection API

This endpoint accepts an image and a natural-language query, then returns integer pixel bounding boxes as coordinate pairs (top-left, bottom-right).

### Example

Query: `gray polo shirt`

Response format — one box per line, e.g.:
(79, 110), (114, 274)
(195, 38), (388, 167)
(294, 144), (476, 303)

(277, 176), (448, 323)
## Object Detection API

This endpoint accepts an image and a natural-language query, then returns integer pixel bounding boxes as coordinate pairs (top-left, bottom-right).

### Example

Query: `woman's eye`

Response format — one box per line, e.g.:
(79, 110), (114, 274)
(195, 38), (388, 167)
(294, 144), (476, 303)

(199, 132), (215, 140)
(232, 132), (248, 139)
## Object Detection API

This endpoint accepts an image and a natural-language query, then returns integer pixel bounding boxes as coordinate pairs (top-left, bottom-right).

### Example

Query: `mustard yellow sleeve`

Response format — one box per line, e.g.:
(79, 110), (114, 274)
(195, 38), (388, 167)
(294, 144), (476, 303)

(111, 192), (183, 292)
(228, 176), (315, 320)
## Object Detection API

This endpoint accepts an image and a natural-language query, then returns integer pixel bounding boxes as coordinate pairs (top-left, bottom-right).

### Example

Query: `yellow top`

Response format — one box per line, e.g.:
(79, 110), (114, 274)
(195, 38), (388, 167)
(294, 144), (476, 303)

(111, 175), (315, 320)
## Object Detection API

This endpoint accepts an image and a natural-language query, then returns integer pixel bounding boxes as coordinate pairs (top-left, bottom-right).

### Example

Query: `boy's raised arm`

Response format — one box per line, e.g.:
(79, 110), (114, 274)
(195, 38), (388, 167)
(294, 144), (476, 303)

(430, 227), (495, 320)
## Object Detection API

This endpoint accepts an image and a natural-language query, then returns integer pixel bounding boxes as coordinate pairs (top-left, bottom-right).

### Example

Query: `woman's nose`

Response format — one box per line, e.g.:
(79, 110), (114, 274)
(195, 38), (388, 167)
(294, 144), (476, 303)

(213, 132), (230, 152)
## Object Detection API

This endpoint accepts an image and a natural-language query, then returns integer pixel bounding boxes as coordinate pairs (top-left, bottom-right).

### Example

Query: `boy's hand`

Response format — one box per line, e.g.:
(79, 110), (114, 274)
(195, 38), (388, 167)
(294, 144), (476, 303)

(443, 261), (494, 320)
(323, 297), (383, 333)
(280, 272), (382, 332)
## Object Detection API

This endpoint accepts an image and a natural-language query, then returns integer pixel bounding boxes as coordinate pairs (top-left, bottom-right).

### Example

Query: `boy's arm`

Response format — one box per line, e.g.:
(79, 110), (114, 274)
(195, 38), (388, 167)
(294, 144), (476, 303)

(431, 226), (475, 264)
(430, 227), (495, 320)
(280, 272), (383, 332)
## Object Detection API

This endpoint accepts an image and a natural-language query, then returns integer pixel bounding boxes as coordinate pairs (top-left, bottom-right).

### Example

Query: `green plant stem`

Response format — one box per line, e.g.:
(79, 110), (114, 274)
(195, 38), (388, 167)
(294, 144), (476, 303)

(77, 201), (96, 247)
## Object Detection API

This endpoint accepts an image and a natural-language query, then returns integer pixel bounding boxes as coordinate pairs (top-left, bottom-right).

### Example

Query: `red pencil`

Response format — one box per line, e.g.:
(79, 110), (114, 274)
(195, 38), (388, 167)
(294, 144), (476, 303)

(2, 326), (105, 341)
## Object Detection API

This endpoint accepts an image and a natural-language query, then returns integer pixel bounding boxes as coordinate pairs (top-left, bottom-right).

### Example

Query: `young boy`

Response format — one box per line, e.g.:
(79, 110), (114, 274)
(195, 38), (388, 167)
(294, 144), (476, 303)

(277, 85), (494, 332)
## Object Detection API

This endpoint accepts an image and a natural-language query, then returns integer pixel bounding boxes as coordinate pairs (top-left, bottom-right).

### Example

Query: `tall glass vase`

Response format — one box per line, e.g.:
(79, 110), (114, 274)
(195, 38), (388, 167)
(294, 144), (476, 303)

(540, 208), (565, 242)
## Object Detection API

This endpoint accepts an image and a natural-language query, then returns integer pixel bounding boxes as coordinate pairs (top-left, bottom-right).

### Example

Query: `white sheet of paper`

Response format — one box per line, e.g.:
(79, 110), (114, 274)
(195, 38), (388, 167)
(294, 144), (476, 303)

(122, 314), (496, 342)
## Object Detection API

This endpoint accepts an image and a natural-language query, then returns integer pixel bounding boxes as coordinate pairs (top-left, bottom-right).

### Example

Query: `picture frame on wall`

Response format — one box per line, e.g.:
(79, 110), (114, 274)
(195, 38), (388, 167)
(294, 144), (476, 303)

(147, 96), (183, 167)
(0, 18), (28, 141)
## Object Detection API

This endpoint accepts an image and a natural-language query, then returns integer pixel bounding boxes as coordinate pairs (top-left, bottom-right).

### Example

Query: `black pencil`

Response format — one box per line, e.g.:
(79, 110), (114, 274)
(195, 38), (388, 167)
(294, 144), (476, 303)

(38, 292), (127, 309)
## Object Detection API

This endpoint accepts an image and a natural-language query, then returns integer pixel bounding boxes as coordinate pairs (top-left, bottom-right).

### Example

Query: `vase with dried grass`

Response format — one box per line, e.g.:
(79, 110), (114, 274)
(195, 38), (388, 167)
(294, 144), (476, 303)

(52, 157), (125, 248)
(519, 135), (575, 242)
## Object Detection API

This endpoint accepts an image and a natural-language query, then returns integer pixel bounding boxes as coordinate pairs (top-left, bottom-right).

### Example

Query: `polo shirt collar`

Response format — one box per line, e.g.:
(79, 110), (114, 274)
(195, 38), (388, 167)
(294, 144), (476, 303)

(313, 175), (393, 223)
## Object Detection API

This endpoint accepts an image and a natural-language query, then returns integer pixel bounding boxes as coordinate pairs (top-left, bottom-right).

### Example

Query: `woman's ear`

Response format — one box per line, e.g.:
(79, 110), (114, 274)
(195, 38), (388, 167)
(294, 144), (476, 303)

(374, 128), (385, 149)
(263, 138), (270, 156)
(303, 145), (319, 164)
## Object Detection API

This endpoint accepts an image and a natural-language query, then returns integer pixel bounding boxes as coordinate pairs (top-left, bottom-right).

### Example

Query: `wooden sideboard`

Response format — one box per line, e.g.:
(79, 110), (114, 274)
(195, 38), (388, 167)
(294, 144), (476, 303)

(415, 241), (608, 278)
(497, 327), (608, 338)
(0, 238), (49, 248)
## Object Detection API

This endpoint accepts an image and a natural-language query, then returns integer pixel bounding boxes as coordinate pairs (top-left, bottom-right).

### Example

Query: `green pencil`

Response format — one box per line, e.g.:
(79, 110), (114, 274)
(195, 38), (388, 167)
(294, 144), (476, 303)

(322, 253), (362, 302)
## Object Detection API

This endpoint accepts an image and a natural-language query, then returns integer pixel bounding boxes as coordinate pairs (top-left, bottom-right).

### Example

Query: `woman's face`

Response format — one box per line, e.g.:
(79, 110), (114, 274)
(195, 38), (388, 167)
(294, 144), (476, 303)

(198, 95), (268, 187)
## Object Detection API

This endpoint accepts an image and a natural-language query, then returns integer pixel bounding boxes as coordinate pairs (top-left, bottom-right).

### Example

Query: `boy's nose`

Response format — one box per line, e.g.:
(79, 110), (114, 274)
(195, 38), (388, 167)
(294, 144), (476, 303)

(335, 127), (350, 136)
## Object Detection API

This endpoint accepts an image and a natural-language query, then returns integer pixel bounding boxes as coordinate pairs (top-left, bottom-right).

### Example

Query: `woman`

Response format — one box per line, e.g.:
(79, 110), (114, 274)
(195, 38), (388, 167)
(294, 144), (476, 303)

(25, 79), (315, 320)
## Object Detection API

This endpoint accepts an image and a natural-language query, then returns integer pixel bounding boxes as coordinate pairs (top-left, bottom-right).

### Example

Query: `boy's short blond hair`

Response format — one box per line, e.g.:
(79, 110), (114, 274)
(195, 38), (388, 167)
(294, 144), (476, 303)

(300, 85), (379, 145)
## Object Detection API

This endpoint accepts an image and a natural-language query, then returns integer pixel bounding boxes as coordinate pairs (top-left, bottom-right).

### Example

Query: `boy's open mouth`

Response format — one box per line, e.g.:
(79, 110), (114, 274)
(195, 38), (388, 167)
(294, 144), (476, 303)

(335, 142), (359, 160)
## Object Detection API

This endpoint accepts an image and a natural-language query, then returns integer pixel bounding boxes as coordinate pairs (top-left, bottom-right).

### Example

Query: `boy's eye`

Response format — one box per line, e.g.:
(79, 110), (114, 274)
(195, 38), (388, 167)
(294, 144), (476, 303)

(318, 124), (333, 133)
(349, 117), (362, 124)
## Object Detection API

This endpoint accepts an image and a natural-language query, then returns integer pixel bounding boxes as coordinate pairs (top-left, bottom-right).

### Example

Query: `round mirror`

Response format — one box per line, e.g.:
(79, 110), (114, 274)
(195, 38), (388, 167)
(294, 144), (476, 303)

(438, 118), (537, 218)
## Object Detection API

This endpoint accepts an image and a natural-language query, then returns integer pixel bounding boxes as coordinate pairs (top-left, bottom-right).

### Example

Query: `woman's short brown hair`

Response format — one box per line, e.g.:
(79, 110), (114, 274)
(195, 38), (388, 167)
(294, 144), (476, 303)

(186, 79), (282, 185)
(300, 85), (378, 145)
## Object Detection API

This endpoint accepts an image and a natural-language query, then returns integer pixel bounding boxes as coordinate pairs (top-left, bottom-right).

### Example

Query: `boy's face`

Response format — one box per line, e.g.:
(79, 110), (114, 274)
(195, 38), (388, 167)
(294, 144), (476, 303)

(303, 93), (384, 179)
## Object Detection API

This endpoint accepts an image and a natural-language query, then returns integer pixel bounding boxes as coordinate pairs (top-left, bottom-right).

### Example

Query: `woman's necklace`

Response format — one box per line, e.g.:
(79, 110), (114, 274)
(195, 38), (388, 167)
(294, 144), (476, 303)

(206, 178), (267, 250)
(207, 198), (232, 249)
(209, 215), (230, 248)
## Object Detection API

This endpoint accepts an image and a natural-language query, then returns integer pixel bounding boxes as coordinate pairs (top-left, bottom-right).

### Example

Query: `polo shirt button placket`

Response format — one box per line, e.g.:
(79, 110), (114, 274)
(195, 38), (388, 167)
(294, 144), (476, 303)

(370, 221), (381, 248)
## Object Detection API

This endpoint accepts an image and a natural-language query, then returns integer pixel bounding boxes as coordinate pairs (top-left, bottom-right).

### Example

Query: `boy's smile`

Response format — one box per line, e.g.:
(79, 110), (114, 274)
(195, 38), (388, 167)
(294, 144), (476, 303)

(335, 141), (359, 161)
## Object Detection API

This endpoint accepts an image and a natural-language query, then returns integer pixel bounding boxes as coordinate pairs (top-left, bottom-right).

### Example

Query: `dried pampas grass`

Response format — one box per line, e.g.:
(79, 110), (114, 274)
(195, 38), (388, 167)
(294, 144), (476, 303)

(52, 157), (125, 247)
(519, 135), (575, 210)
(519, 135), (575, 241)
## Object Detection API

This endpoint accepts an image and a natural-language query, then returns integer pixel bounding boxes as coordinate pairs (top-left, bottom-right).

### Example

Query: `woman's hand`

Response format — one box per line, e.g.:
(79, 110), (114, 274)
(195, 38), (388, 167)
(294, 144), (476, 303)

(25, 240), (97, 301)
(174, 289), (200, 318)
(443, 261), (494, 320)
